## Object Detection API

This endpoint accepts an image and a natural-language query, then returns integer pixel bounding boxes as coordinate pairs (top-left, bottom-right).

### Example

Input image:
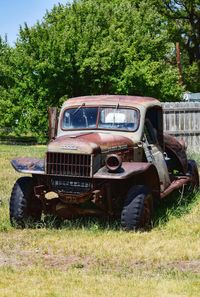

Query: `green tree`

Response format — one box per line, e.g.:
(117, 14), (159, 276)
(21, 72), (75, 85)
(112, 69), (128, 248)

(0, 0), (187, 139)
(0, 38), (16, 130)
(152, 0), (200, 91)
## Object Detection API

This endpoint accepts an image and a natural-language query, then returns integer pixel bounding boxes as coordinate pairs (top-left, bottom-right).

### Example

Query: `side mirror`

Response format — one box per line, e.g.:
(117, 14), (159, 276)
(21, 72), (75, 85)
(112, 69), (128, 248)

(48, 107), (58, 140)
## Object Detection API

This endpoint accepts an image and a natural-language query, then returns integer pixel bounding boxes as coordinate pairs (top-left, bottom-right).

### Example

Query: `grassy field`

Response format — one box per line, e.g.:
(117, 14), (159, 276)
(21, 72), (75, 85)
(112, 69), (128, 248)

(0, 144), (200, 297)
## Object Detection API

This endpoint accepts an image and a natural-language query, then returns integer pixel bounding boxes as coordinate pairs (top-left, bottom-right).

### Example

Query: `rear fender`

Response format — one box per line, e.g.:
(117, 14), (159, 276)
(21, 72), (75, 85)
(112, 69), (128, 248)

(11, 158), (45, 175)
(164, 133), (188, 173)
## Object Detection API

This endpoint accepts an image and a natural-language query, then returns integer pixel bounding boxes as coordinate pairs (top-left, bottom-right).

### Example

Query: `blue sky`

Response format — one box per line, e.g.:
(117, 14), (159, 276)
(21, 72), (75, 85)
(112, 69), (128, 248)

(0, 0), (70, 44)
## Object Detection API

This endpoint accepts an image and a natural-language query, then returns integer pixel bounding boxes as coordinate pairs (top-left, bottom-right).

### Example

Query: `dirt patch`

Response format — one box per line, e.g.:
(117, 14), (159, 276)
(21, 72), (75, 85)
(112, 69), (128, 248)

(167, 260), (200, 273)
(0, 249), (92, 271)
(0, 251), (21, 267)
(130, 260), (200, 274)
(42, 254), (91, 270)
(0, 249), (200, 274)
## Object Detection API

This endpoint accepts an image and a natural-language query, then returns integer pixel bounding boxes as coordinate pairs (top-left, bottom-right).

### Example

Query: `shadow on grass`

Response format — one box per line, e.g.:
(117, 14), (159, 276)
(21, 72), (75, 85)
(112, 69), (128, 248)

(41, 215), (121, 232)
(153, 190), (200, 228)
(0, 135), (38, 145)
(11, 190), (199, 231)
(38, 191), (199, 231)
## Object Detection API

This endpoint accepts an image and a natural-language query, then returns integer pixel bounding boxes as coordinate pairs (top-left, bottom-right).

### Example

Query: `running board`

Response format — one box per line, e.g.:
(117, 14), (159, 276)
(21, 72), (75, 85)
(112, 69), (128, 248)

(161, 176), (191, 199)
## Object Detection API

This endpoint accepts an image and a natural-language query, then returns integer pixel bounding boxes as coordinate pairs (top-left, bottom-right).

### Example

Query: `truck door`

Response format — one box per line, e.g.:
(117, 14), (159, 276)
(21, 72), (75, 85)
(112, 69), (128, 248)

(143, 119), (171, 192)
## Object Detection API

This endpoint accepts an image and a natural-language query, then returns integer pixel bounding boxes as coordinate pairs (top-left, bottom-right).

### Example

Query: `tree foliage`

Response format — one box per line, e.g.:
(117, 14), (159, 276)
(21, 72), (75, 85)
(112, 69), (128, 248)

(0, 0), (199, 140)
(153, 0), (200, 90)
(0, 38), (16, 129)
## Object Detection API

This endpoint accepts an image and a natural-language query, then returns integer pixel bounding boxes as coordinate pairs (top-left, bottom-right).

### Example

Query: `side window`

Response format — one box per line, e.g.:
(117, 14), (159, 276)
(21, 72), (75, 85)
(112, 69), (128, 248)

(145, 106), (163, 148)
(144, 119), (158, 144)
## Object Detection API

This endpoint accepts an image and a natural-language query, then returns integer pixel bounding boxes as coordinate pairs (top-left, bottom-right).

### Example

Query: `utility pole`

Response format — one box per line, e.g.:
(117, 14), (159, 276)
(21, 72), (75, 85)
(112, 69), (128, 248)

(176, 42), (183, 85)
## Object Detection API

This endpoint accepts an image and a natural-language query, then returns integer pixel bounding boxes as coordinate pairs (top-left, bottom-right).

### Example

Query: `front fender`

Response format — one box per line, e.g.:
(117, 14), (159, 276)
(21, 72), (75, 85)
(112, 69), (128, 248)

(94, 162), (160, 198)
(94, 162), (155, 180)
(11, 157), (45, 175)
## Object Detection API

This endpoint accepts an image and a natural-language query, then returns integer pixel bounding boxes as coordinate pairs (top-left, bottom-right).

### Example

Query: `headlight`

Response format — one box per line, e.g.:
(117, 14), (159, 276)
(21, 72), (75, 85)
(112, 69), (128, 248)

(105, 154), (122, 173)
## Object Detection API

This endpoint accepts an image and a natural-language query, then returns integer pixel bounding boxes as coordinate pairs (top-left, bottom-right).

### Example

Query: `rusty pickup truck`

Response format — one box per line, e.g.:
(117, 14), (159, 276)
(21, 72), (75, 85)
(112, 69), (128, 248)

(10, 95), (199, 230)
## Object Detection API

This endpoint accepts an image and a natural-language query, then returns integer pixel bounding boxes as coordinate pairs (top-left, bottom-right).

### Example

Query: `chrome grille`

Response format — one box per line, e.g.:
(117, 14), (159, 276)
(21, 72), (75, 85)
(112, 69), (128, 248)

(46, 152), (92, 177)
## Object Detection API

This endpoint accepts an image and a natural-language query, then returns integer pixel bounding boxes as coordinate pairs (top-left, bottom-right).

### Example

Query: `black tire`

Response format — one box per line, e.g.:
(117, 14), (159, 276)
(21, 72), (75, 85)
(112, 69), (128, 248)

(10, 177), (42, 227)
(186, 160), (199, 192)
(121, 185), (153, 231)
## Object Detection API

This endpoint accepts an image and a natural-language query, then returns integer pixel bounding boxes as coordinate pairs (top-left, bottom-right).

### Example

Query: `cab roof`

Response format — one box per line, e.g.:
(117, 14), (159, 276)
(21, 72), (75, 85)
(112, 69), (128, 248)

(62, 95), (161, 109)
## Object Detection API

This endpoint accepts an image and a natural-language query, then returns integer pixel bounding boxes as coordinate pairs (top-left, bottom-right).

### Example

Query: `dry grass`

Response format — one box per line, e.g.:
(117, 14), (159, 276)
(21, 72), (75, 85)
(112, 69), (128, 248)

(0, 144), (200, 297)
(0, 267), (199, 297)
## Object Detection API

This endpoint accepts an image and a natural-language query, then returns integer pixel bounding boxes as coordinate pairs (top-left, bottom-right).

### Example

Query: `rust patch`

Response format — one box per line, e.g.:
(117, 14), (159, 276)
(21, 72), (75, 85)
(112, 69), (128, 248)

(11, 157), (45, 173)
(48, 132), (134, 155)
(63, 95), (160, 109)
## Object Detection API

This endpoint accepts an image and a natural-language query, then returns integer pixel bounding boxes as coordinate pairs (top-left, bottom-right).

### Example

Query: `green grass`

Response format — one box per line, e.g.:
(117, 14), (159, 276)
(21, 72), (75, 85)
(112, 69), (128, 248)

(0, 144), (200, 297)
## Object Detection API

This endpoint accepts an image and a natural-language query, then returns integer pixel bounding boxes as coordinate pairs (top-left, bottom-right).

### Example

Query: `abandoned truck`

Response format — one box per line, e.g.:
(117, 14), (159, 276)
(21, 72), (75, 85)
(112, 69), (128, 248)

(10, 95), (199, 230)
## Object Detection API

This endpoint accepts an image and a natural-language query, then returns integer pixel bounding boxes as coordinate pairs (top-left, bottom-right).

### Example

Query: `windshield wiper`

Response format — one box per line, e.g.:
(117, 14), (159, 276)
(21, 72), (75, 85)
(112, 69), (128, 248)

(72, 102), (85, 116)
(112, 98), (120, 124)
(115, 98), (120, 110)
(82, 108), (88, 127)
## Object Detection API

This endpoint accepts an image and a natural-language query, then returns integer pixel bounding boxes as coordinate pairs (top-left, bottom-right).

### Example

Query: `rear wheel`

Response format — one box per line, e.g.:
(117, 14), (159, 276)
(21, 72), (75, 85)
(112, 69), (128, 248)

(10, 177), (42, 227)
(121, 185), (153, 231)
(187, 160), (199, 192)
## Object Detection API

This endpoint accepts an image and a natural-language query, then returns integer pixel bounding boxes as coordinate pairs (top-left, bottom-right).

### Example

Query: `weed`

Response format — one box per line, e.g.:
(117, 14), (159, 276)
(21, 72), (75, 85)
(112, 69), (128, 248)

(153, 190), (200, 227)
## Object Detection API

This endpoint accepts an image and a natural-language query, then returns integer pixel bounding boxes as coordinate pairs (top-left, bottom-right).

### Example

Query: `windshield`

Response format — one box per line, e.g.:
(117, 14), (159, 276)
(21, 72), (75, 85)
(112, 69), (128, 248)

(62, 106), (139, 131)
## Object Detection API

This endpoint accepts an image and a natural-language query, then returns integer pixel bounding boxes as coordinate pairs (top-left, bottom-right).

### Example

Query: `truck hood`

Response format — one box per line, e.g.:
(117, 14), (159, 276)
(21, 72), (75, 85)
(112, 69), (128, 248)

(48, 132), (134, 155)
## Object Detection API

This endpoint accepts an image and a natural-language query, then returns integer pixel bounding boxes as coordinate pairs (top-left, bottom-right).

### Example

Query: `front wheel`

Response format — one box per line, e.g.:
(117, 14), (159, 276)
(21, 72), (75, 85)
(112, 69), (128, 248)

(121, 185), (153, 231)
(10, 177), (42, 227)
